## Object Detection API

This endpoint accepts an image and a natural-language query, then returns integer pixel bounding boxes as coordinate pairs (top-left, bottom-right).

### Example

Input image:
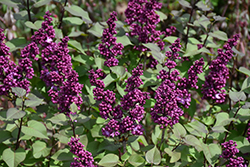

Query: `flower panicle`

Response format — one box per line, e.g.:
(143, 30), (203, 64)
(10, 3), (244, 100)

(201, 34), (239, 103)
(68, 137), (96, 167)
(0, 28), (35, 96)
(99, 11), (124, 67)
(32, 12), (83, 114)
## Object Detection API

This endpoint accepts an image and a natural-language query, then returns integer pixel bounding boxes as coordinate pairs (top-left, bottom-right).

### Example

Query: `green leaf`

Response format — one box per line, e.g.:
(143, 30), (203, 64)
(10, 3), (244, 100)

(172, 123), (187, 139)
(178, 0), (191, 8)
(165, 148), (182, 163)
(6, 37), (27, 52)
(79, 135), (88, 149)
(51, 148), (72, 161)
(232, 47), (245, 57)
(22, 120), (49, 139)
(211, 126), (228, 133)
(54, 130), (70, 144)
(90, 124), (102, 138)
(25, 21), (39, 30)
(102, 74), (115, 87)
(131, 140), (140, 151)
(128, 154), (145, 167)
(68, 40), (85, 54)
(65, 5), (92, 24)
(194, 15), (210, 30)
(238, 67), (250, 76)
(170, 151), (181, 163)
(74, 55), (94, 67)
(229, 91), (246, 102)
(63, 17), (84, 25)
(116, 35), (132, 46)
(11, 87), (26, 97)
(183, 43), (199, 57)
(6, 108), (26, 120)
(32, 141), (51, 158)
(98, 153), (119, 167)
(95, 57), (105, 70)
(25, 93), (43, 107)
(241, 77), (250, 92)
(116, 83), (125, 96)
(155, 11), (168, 21)
(145, 146), (161, 165)
(209, 31), (228, 41)
(213, 16), (226, 22)
(214, 112), (236, 127)
(68, 31), (86, 37)
(184, 135), (203, 152)
(48, 113), (68, 126)
(185, 121), (208, 138)
(202, 143), (221, 166)
(3, 148), (26, 167)
(143, 43), (164, 63)
(0, 0), (18, 7)
(70, 102), (78, 113)
(152, 125), (161, 145)
(0, 130), (12, 143)
(33, 0), (51, 7)
(110, 66), (126, 77)
(54, 28), (63, 39)
(163, 36), (178, 44)
(87, 22), (104, 37)
(196, 1), (211, 11)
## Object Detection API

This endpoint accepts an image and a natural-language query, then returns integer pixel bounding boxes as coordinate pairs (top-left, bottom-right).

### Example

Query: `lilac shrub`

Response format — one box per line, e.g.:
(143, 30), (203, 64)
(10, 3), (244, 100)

(151, 39), (204, 128)
(0, 28), (36, 96)
(89, 64), (149, 139)
(31, 12), (83, 114)
(68, 137), (96, 167)
(201, 35), (239, 103)
(221, 140), (244, 167)
(99, 12), (124, 67)
(125, 0), (163, 51)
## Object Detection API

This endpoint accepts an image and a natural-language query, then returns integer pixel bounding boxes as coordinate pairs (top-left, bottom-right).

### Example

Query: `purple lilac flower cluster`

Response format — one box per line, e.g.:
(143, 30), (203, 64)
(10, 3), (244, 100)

(179, 57), (205, 89)
(201, 35), (239, 103)
(146, 26), (177, 69)
(221, 140), (244, 167)
(125, 0), (163, 51)
(68, 137), (96, 167)
(119, 64), (150, 135)
(247, 121), (250, 142)
(0, 28), (36, 96)
(98, 12), (124, 67)
(32, 12), (83, 114)
(151, 39), (204, 128)
(89, 65), (149, 138)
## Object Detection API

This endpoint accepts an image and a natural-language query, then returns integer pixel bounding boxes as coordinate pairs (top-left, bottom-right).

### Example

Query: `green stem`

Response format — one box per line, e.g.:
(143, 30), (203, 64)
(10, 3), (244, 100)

(15, 98), (25, 150)
(223, 103), (241, 142)
(160, 127), (166, 148)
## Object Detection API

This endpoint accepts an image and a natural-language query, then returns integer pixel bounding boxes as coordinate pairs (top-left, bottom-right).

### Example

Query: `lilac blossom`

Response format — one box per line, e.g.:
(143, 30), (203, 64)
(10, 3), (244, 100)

(125, 0), (163, 51)
(32, 12), (83, 114)
(221, 140), (244, 167)
(151, 39), (203, 128)
(178, 57), (205, 89)
(98, 12), (123, 67)
(246, 121), (250, 142)
(68, 137), (96, 167)
(0, 28), (36, 96)
(89, 64), (149, 139)
(125, 0), (176, 69)
(201, 34), (239, 103)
